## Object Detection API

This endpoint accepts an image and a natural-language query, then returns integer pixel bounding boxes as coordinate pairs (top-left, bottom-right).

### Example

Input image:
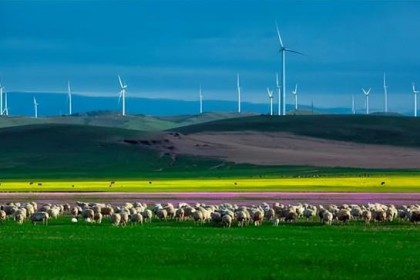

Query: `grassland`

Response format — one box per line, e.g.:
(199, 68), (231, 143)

(1, 176), (420, 192)
(0, 218), (419, 280)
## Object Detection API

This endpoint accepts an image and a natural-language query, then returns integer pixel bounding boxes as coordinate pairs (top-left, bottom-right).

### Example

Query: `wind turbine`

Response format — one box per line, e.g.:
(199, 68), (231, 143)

(362, 88), (371, 115)
(118, 75), (127, 116)
(267, 88), (274, 116)
(237, 73), (241, 113)
(412, 83), (419, 117)
(383, 73), (388, 113)
(352, 95), (356, 115)
(275, 22), (303, 116)
(33, 97), (39, 118)
(291, 83), (298, 111)
(67, 81), (72, 115)
(0, 82), (3, 116)
(199, 85), (203, 114)
(276, 73), (281, 116)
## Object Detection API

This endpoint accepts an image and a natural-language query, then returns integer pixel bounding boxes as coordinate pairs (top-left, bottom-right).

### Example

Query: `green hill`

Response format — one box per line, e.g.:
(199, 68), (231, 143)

(175, 115), (420, 148)
(0, 124), (227, 179)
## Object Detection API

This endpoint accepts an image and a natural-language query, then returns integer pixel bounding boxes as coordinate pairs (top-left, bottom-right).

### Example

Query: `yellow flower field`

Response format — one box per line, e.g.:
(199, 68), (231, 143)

(1, 176), (419, 192)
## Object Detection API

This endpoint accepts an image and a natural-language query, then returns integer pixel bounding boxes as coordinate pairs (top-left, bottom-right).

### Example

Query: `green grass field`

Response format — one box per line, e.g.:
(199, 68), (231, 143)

(0, 218), (419, 279)
(1, 175), (420, 192)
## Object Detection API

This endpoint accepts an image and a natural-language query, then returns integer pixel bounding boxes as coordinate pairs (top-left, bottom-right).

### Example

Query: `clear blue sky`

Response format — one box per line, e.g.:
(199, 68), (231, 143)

(1, 0), (419, 112)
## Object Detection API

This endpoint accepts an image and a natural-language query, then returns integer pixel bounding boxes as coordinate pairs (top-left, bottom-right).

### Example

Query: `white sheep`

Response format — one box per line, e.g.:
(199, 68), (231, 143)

(221, 214), (232, 228)
(94, 212), (103, 224)
(322, 210), (333, 225)
(31, 212), (49, 225)
(111, 213), (121, 226)
(131, 213), (143, 225)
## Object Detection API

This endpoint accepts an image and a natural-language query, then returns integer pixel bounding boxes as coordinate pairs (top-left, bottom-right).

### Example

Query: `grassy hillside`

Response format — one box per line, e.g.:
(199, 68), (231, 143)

(0, 124), (230, 179)
(176, 115), (420, 148)
(0, 115), (176, 131)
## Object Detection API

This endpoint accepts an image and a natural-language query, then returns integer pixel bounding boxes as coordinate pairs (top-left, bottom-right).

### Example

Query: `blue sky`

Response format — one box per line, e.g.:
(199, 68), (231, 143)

(1, 0), (420, 113)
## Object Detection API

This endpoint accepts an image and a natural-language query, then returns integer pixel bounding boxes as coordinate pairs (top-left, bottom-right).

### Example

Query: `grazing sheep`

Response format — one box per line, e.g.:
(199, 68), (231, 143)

(48, 207), (60, 219)
(271, 217), (280, 226)
(386, 207), (397, 222)
(0, 210), (6, 222)
(120, 212), (129, 226)
(221, 214), (232, 228)
(362, 210), (372, 224)
(111, 213), (121, 226)
(142, 209), (153, 223)
(210, 212), (222, 225)
(31, 212), (49, 225)
(373, 209), (386, 222)
(303, 208), (316, 221)
(337, 209), (351, 224)
(70, 207), (79, 218)
(82, 209), (94, 221)
(409, 211), (420, 223)
(192, 210), (205, 225)
(322, 211), (333, 225)
(94, 212), (103, 224)
(156, 209), (168, 221)
(131, 213), (143, 225)
(253, 210), (264, 226)
(101, 206), (114, 217)
(285, 211), (298, 223)
(236, 210), (248, 227)
(175, 208), (185, 222)
(15, 212), (25, 224)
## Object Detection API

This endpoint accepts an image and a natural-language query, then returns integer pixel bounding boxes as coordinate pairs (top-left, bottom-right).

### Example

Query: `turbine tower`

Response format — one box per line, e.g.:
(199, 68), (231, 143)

(3, 92), (8, 116)
(383, 72), (388, 113)
(237, 73), (241, 113)
(352, 95), (356, 115)
(291, 83), (298, 110)
(118, 75), (127, 116)
(275, 22), (303, 116)
(267, 88), (274, 116)
(0, 82), (3, 116)
(413, 83), (419, 117)
(362, 88), (371, 115)
(199, 85), (203, 114)
(276, 73), (281, 116)
(33, 97), (39, 118)
(67, 81), (72, 115)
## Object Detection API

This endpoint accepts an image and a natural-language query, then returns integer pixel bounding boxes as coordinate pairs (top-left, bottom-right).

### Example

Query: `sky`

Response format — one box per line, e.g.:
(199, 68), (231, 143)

(1, 0), (420, 113)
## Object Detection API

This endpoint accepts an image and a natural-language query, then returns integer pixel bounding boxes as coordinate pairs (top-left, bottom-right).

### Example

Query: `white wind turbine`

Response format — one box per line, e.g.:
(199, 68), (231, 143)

(412, 83), (419, 117)
(199, 85), (203, 114)
(237, 73), (241, 113)
(0, 82), (3, 116)
(275, 22), (303, 116)
(67, 81), (72, 115)
(267, 88), (274, 116)
(118, 75), (127, 116)
(33, 97), (39, 118)
(362, 88), (371, 115)
(352, 95), (356, 115)
(276, 73), (281, 116)
(383, 73), (388, 113)
(291, 83), (298, 110)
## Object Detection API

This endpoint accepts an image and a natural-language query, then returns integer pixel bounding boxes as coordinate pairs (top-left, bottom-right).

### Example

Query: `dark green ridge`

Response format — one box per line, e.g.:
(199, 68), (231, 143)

(175, 115), (420, 148)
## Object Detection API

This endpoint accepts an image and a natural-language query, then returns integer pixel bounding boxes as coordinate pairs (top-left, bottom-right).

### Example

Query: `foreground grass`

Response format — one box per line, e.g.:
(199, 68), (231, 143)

(1, 175), (420, 192)
(0, 218), (419, 279)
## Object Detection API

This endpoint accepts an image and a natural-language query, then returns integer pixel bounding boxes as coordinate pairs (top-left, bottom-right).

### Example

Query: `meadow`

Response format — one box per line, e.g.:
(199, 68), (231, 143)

(1, 175), (420, 192)
(0, 218), (419, 280)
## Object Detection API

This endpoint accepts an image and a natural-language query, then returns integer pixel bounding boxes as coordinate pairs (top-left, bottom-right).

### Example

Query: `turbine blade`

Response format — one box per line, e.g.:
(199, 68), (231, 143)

(275, 21), (284, 48)
(286, 49), (305, 56)
(275, 73), (279, 87)
(294, 83), (298, 93)
(118, 75), (124, 88)
(413, 83), (416, 92)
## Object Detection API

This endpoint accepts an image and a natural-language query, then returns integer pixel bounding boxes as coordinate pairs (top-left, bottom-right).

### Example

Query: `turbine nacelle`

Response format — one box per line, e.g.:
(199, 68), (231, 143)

(267, 88), (273, 98)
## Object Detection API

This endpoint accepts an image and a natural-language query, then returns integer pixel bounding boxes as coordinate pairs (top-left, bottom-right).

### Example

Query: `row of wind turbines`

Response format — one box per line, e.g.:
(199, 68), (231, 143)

(0, 23), (418, 118)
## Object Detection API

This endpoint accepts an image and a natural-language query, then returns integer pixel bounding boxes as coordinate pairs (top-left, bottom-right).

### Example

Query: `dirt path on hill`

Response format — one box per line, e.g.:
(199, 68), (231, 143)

(164, 132), (420, 169)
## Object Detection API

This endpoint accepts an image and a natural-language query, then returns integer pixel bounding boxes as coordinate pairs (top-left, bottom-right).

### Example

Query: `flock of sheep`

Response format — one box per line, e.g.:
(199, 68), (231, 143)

(1, 200), (420, 227)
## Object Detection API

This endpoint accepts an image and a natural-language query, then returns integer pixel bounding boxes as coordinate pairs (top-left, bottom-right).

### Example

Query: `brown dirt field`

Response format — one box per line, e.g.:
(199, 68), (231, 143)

(164, 132), (420, 169)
